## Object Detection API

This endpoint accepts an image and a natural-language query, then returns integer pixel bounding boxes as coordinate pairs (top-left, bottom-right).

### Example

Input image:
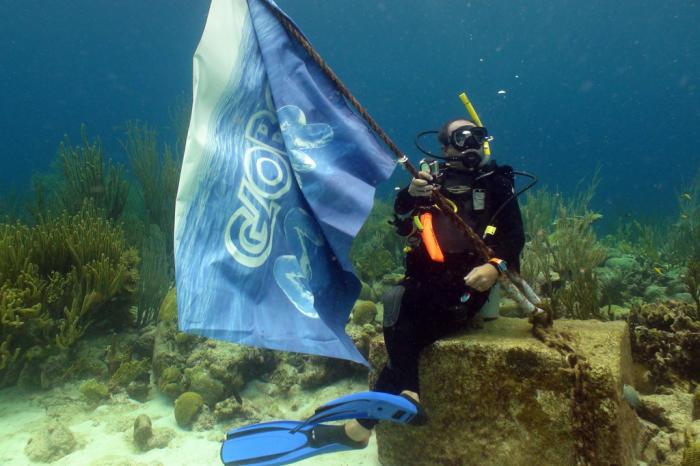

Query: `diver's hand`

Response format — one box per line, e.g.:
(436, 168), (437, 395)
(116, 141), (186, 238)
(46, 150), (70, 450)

(407, 171), (435, 197)
(464, 264), (499, 292)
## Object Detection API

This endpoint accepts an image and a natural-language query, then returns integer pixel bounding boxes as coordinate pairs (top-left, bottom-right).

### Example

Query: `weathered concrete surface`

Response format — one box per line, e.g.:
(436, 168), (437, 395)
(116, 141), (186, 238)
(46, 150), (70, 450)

(370, 317), (640, 466)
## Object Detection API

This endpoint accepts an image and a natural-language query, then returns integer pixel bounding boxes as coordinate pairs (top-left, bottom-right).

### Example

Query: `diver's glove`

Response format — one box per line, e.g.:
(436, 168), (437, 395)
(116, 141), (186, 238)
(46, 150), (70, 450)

(407, 171), (435, 197)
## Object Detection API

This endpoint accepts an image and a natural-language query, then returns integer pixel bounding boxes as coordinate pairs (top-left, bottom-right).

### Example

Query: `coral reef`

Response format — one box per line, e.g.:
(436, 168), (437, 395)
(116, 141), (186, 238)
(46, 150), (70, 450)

(213, 397), (261, 423)
(109, 359), (150, 390)
(628, 301), (700, 386)
(151, 287), (369, 418)
(152, 288), (279, 406)
(482, 168), (700, 322)
(174, 391), (204, 428)
(351, 299), (378, 325)
(632, 384), (700, 466)
(607, 214), (672, 277)
(79, 378), (109, 404)
(596, 250), (691, 310)
(268, 349), (367, 393)
(24, 422), (78, 463)
(0, 204), (138, 387)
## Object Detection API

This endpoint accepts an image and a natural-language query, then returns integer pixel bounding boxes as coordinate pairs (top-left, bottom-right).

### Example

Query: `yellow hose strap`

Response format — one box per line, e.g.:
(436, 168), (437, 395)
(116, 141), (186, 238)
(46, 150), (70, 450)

(413, 215), (424, 231)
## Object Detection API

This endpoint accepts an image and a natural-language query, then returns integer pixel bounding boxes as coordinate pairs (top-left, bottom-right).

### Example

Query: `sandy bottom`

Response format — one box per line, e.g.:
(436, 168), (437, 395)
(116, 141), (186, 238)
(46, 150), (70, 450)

(0, 378), (381, 466)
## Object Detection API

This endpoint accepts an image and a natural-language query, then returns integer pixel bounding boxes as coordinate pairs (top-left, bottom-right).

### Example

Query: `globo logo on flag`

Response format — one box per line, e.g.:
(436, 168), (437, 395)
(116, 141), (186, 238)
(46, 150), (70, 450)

(174, 0), (396, 364)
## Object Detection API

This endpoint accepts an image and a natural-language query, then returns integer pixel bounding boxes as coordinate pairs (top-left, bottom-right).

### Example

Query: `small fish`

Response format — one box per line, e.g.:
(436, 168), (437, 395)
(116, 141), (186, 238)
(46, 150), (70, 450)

(653, 267), (663, 275)
(681, 193), (692, 200)
(681, 214), (689, 219)
(497, 89), (507, 95)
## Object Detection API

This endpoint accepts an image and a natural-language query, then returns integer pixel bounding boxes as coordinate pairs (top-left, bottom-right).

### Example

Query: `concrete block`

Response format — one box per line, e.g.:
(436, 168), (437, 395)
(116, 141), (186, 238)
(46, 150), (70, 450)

(370, 317), (640, 466)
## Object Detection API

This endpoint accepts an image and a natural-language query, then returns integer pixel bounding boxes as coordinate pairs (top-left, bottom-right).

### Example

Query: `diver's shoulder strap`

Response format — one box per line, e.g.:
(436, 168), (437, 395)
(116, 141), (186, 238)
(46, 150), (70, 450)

(493, 163), (514, 178)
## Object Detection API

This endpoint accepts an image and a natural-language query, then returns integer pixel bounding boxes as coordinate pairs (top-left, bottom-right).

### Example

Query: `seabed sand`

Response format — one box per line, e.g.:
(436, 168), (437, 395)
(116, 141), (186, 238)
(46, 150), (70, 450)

(0, 377), (380, 466)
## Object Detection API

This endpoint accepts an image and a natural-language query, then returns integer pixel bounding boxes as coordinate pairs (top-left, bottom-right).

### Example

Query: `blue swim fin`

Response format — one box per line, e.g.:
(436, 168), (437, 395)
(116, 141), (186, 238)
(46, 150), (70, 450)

(220, 391), (424, 465)
(300, 390), (421, 426)
(220, 420), (366, 466)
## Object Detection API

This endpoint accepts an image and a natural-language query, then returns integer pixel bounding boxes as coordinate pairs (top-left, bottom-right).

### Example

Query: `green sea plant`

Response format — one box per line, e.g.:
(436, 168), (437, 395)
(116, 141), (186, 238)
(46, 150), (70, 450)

(547, 207), (607, 319)
(0, 188), (23, 223)
(0, 203), (139, 387)
(350, 198), (404, 284)
(134, 224), (172, 327)
(685, 258), (700, 318)
(122, 121), (181, 258)
(59, 125), (129, 220)
(667, 168), (700, 264)
(608, 218), (666, 267)
(26, 175), (54, 222)
(169, 93), (192, 157)
(520, 185), (561, 242)
(521, 172), (607, 319)
(158, 287), (178, 323)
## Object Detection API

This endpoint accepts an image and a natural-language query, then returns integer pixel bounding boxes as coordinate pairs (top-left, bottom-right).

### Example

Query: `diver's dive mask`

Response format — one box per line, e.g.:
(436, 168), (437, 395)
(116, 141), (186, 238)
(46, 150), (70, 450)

(446, 126), (488, 170)
(414, 124), (490, 170)
(448, 125), (488, 151)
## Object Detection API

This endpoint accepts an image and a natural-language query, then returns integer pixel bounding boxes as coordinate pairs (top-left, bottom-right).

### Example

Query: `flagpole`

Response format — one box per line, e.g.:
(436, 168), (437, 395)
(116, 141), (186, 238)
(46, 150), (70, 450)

(260, 0), (546, 322)
(261, 7), (609, 461)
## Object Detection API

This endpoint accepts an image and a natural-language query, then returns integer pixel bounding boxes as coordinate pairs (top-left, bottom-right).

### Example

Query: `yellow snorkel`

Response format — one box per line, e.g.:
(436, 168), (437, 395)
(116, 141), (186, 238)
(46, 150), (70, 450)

(458, 92), (491, 159)
(460, 91), (496, 237)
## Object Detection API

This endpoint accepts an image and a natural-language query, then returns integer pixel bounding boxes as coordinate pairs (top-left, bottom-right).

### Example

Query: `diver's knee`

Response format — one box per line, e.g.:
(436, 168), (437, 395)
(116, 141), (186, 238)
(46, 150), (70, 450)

(382, 285), (406, 328)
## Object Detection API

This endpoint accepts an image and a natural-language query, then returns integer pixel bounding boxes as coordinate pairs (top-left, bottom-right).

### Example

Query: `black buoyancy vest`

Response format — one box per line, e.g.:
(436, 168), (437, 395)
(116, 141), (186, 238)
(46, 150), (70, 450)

(430, 168), (496, 254)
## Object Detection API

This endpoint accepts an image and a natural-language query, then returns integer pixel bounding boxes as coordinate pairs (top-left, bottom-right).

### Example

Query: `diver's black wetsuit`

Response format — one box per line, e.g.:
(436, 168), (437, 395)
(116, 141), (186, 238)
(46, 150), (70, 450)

(358, 160), (524, 429)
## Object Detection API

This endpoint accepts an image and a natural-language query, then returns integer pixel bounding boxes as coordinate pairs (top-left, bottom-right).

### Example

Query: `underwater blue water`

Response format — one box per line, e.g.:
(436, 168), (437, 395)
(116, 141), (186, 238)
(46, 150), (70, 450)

(0, 0), (210, 182)
(1, 0), (698, 222)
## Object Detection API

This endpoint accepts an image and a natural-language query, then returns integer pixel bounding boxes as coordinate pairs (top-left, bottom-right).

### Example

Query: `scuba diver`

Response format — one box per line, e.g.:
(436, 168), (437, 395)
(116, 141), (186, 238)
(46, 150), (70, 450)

(220, 116), (531, 466)
(341, 116), (527, 444)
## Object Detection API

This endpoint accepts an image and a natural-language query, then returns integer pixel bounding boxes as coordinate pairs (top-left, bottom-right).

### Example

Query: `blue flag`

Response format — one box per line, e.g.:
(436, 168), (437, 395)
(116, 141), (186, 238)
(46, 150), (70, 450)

(174, 0), (396, 365)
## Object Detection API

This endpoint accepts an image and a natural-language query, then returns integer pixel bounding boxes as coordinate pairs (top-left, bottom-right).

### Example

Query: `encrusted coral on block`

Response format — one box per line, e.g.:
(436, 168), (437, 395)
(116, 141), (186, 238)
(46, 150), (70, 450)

(370, 318), (640, 466)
